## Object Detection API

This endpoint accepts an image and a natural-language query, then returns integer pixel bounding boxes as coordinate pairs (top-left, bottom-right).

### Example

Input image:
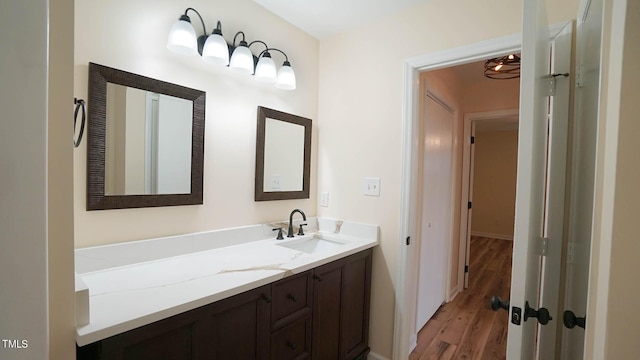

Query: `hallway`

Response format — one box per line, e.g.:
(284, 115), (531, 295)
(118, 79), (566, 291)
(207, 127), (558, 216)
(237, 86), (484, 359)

(409, 236), (513, 359)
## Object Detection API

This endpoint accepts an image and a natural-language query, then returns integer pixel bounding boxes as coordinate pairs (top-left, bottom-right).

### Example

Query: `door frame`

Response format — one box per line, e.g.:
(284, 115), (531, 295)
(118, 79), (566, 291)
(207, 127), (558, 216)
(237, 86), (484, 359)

(394, 23), (570, 358)
(460, 109), (519, 291)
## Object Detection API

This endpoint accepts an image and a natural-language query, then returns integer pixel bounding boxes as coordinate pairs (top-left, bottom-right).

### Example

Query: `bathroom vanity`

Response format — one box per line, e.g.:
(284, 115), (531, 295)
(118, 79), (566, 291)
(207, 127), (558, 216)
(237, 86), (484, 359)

(75, 218), (377, 360)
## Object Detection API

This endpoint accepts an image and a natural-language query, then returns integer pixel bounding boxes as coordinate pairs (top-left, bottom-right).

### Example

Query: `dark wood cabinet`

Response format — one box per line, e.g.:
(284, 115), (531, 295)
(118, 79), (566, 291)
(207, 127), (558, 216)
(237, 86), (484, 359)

(312, 248), (372, 360)
(206, 285), (271, 360)
(90, 303), (208, 360)
(78, 250), (372, 360)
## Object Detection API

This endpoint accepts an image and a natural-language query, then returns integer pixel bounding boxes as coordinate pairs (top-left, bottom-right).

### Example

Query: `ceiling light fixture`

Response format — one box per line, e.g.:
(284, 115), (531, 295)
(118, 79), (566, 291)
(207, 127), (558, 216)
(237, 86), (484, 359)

(484, 54), (520, 79)
(167, 8), (296, 90)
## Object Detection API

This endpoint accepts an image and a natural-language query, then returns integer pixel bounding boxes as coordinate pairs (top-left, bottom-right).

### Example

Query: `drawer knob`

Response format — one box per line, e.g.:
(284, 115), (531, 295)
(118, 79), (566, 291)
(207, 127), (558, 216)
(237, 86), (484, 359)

(261, 294), (272, 303)
(313, 274), (322, 282)
(287, 341), (297, 350)
(287, 294), (298, 302)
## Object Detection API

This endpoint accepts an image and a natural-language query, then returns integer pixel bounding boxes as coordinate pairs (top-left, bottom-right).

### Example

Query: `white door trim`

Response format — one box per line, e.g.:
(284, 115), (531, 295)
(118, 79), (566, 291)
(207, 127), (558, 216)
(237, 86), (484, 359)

(395, 22), (570, 359)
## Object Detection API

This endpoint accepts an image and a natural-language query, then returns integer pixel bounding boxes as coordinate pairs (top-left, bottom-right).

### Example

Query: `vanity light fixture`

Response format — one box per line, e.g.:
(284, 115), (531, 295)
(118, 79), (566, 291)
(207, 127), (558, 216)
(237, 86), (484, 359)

(484, 54), (521, 79)
(167, 8), (296, 90)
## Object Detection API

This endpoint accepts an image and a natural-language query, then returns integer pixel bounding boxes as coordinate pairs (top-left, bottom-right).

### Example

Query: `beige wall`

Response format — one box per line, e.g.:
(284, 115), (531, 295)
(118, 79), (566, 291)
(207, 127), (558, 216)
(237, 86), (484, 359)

(471, 130), (518, 239)
(74, 0), (319, 247)
(317, 0), (577, 357)
(49, 0), (77, 357)
(464, 79), (521, 112)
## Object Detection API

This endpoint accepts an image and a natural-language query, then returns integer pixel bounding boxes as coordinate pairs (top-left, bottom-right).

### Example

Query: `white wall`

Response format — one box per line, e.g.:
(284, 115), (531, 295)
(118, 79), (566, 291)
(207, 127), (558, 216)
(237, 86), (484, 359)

(0, 0), (75, 358)
(74, 0), (319, 247)
(586, 0), (640, 358)
(317, 0), (578, 357)
(0, 2), (48, 357)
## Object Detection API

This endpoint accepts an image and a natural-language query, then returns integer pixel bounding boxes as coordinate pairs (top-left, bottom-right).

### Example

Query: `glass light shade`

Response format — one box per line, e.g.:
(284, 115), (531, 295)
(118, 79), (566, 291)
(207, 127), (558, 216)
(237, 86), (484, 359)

(275, 63), (296, 90)
(254, 56), (277, 83)
(167, 18), (198, 56)
(229, 45), (254, 74)
(202, 34), (229, 65)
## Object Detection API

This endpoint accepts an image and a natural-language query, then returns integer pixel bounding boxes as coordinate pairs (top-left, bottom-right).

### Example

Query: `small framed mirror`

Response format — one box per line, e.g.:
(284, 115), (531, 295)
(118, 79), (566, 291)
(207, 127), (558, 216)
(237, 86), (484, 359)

(255, 106), (312, 201)
(87, 63), (206, 210)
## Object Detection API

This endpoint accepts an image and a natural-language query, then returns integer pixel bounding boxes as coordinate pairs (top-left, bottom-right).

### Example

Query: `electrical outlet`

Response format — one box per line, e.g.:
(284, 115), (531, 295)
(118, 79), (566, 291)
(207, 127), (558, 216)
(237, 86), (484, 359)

(320, 192), (329, 207)
(363, 177), (381, 196)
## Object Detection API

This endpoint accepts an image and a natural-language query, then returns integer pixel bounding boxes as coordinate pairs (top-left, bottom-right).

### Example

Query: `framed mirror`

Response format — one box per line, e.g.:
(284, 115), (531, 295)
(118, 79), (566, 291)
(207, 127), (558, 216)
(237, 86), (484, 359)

(87, 62), (206, 210)
(255, 106), (312, 201)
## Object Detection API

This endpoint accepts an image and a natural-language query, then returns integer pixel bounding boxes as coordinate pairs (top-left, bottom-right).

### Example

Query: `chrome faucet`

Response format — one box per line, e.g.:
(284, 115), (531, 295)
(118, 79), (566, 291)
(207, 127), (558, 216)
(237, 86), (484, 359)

(287, 209), (307, 237)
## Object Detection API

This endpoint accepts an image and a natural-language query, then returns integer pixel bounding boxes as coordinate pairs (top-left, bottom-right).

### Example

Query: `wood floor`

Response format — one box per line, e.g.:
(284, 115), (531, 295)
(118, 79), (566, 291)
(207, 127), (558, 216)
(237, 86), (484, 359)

(409, 236), (513, 360)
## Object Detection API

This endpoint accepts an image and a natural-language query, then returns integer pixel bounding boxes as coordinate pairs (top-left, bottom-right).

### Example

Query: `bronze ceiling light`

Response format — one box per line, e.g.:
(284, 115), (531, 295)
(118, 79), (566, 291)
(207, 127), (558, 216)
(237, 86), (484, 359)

(484, 54), (521, 79)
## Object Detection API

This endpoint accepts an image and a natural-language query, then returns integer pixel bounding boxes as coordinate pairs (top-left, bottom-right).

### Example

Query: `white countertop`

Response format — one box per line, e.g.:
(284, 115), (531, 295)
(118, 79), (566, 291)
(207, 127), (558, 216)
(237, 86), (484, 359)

(75, 221), (378, 346)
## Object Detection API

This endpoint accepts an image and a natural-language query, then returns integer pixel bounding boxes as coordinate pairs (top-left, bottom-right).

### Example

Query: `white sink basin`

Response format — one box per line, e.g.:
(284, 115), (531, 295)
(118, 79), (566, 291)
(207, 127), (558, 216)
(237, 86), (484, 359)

(277, 237), (345, 254)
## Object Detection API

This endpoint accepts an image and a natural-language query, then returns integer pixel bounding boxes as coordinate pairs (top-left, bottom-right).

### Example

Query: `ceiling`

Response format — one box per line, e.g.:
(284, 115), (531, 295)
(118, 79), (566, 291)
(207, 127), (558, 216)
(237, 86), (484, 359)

(252, 0), (431, 39)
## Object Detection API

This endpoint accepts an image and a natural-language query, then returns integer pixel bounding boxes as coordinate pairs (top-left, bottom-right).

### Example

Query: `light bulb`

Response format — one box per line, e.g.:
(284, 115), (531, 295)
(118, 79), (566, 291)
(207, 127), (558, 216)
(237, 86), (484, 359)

(202, 32), (229, 66)
(275, 61), (296, 90)
(229, 43), (254, 74)
(254, 54), (277, 84)
(494, 63), (503, 71)
(167, 15), (198, 56)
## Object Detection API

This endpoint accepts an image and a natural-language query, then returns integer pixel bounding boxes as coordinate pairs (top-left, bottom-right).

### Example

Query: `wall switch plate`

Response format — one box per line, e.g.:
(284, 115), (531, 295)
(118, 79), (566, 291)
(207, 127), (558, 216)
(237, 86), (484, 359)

(363, 177), (381, 196)
(320, 192), (329, 207)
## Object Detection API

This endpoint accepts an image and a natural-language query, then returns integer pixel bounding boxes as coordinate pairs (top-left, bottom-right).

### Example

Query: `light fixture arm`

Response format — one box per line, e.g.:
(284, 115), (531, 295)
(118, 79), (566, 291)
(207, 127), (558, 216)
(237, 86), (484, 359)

(233, 31), (247, 46)
(213, 21), (223, 35)
(249, 40), (269, 54)
(184, 7), (207, 35)
(260, 48), (289, 63)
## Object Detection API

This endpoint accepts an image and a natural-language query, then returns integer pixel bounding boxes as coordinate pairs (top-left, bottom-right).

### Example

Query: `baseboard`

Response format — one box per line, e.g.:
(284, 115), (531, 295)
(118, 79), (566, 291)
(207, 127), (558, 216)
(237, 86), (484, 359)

(471, 231), (513, 241)
(449, 286), (461, 301)
(368, 351), (391, 360)
(409, 333), (418, 354)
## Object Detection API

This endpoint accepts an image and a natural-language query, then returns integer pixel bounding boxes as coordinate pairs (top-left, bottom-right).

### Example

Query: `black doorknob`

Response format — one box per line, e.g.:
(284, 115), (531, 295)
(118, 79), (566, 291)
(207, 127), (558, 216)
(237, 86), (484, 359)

(524, 301), (553, 325)
(490, 296), (510, 312)
(563, 310), (586, 329)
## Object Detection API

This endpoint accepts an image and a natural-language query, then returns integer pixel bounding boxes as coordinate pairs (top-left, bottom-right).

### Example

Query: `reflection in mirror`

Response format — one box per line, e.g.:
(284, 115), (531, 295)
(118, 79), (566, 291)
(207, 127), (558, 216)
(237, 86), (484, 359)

(255, 106), (311, 201)
(87, 62), (205, 210)
(263, 118), (305, 192)
(104, 83), (193, 195)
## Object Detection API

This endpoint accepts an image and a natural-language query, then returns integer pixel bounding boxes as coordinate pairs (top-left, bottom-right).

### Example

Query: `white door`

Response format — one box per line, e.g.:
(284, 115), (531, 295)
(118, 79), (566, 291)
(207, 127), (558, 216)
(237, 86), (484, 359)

(536, 21), (574, 359)
(506, 0), (552, 357)
(415, 92), (454, 331)
(561, 0), (603, 357)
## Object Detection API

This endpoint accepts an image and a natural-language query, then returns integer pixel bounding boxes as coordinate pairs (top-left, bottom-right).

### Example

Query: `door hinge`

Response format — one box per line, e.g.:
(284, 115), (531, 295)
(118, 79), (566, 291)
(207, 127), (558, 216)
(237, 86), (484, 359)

(468, 201), (472, 209)
(545, 73), (570, 96)
(539, 237), (550, 257)
(465, 265), (469, 273)
(470, 136), (475, 144)
(576, 64), (585, 88)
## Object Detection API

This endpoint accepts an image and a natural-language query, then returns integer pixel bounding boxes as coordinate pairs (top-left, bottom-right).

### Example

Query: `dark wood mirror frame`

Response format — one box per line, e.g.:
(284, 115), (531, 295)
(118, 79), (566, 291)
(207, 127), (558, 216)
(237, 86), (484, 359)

(255, 106), (312, 201)
(87, 62), (206, 210)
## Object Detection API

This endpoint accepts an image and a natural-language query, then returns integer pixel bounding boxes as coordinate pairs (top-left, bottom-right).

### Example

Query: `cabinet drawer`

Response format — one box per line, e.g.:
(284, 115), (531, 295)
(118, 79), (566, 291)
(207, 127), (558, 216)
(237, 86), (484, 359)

(270, 317), (311, 360)
(272, 271), (312, 329)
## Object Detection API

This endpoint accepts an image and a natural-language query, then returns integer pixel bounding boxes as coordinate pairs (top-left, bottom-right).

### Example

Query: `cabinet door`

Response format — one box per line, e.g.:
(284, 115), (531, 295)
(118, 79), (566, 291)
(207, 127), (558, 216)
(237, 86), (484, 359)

(206, 285), (271, 360)
(98, 307), (207, 360)
(312, 249), (373, 360)
(341, 249), (372, 359)
(311, 259), (343, 360)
